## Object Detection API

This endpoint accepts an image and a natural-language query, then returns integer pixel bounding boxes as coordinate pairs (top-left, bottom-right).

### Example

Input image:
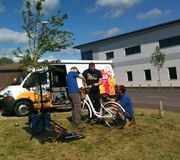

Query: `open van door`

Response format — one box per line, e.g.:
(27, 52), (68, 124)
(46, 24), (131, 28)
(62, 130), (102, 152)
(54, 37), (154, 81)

(48, 65), (69, 107)
(65, 63), (116, 95)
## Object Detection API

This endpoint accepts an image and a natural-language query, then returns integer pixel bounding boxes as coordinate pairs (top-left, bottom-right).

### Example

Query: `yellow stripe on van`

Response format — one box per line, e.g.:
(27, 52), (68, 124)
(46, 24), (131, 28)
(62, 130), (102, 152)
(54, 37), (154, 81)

(16, 91), (52, 109)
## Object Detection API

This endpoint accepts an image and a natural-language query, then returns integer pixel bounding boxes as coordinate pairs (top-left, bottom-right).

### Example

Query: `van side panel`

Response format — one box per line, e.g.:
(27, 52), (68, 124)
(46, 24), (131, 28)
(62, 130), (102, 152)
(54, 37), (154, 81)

(65, 63), (116, 95)
(16, 91), (52, 109)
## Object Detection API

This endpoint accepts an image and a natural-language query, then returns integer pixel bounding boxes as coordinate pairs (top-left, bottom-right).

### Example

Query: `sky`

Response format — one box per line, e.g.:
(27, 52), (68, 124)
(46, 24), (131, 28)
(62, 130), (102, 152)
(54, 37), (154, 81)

(0, 0), (179, 61)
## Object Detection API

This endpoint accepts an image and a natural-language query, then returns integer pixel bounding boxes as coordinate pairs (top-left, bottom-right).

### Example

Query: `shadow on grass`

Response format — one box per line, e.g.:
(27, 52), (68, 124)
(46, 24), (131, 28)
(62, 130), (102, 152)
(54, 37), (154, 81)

(66, 114), (90, 122)
(23, 126), (61, 144)
(151, 114), (161, 119)
(22, 122), (85, 144)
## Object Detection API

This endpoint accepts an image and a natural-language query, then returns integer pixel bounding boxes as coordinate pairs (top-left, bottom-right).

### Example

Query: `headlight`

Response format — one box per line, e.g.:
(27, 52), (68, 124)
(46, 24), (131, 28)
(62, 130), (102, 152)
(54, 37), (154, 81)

(3, 91), (14, 100)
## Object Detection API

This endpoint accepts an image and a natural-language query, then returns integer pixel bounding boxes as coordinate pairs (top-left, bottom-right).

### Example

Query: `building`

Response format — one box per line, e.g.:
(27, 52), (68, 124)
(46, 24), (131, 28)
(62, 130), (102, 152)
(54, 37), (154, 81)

(74, 19), (180, 87)
(0, 63), (23, 90)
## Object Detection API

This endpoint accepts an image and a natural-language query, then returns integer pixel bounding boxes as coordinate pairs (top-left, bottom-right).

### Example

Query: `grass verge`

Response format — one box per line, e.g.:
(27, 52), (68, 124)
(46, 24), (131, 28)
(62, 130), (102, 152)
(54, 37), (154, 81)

(0, 108), (179, 160)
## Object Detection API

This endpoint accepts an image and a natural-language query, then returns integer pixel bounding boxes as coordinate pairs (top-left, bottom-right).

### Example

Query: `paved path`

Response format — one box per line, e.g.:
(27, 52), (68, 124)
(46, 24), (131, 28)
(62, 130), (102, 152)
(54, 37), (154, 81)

(127, 88), (180, 112)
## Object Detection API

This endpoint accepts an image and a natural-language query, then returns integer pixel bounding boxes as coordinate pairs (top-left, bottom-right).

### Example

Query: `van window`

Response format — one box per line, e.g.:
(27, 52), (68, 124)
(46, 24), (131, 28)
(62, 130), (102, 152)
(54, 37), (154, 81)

(36, 72), (47, 85)
(23, 72), (47, 88)
(14, 71), (29, 85)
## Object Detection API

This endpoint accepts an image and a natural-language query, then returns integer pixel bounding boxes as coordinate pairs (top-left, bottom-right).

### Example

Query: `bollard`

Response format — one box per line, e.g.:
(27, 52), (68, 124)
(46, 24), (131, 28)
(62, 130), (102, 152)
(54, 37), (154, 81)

(159, 100), (163, 118)
(170, 83), (173, 89)
(131, 84), (133, 88)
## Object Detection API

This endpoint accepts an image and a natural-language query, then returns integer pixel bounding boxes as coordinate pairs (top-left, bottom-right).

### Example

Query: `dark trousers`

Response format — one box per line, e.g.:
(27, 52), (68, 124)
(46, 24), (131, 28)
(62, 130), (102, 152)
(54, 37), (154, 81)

(89, 90), (101, 113)
(69, 93), (81, 125)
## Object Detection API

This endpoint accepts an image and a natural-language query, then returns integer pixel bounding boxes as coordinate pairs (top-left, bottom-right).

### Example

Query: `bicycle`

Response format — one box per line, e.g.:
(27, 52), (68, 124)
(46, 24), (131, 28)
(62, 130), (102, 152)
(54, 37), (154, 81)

(80, 86), (126, 129)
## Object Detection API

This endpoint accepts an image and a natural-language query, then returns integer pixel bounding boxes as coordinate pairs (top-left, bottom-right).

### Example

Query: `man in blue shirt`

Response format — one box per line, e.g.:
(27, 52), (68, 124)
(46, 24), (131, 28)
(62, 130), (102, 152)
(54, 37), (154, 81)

(66, 67), (83, 130)
(116, 85), (136, 125)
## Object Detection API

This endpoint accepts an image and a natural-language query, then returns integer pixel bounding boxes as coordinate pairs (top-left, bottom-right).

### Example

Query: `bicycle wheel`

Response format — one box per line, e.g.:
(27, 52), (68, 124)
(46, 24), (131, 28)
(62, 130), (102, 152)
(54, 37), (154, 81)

(103, 102), (126, 129)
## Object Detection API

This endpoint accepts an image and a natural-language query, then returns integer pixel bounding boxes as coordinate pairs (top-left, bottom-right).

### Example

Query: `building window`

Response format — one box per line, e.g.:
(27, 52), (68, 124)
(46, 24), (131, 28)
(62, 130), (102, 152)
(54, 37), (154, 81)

(127, 71), (133, 81)
(81, 50), (93, 60)
(159, 35), (180, 48)
(125, 45), (141, 56)
(144, 69), (152, 81)
(106, 51), (114, 60)
(168, 67), (177, 80)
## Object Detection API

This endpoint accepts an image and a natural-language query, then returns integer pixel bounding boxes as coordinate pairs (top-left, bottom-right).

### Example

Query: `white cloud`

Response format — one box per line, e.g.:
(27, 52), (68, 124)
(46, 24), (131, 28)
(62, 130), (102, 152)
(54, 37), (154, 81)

(60, 48), (80, 56)
(90, 31), (104, 37)
(26, 0), (60, 15)
(42, 0), (60, 13)
(137, 8), (171, 20)
(0, 0), (5, 13)
(0, 45), (30, 62)
(87, 0), (141, 19)
(0, 48), (18, 61)
(41, 48), (80, 60)
(0, 28), (28, 44)
(102, 10), (124, 19)
(42, 55), (57, 61)
(86, 5), (99, 13)
(90, 27), (122, 38)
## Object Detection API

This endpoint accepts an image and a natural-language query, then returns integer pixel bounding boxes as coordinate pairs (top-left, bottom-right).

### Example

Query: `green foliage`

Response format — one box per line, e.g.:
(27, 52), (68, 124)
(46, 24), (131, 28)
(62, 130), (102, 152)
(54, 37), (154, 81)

(0, 57), (14, 65)
(13, 0), (74, 71)
(150, 46), (165, 71)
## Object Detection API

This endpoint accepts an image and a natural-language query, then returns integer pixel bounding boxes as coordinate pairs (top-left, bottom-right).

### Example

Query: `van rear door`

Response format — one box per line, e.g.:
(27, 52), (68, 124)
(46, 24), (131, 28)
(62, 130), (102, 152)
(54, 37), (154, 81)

(49, 65), (68, 105)
(65, 63), (116, 95)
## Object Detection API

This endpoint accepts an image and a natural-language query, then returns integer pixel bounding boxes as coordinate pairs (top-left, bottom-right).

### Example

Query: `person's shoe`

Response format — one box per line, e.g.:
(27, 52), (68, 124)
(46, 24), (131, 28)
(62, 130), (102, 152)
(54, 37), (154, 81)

(86, 118), (92, 124)
(89, 118), (99, 125)
(126, 120), (132, 126)
(72, 123), (84, 130)
(126, 117), (136, 127)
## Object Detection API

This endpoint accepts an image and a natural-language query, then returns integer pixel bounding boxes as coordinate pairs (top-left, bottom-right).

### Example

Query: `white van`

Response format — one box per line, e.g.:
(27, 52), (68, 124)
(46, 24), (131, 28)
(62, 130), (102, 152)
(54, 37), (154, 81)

(0, 60), (116, 116)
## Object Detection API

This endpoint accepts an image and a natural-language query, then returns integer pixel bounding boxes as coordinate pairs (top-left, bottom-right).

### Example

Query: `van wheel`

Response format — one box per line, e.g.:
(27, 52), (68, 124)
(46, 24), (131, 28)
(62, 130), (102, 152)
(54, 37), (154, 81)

(14, 101), (31, 117)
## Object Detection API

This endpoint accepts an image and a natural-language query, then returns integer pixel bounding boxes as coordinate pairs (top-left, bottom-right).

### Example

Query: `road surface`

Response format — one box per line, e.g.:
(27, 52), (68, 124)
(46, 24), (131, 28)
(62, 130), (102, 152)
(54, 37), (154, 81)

(127, 88), (180, 112)
(0, 88), (179, 118)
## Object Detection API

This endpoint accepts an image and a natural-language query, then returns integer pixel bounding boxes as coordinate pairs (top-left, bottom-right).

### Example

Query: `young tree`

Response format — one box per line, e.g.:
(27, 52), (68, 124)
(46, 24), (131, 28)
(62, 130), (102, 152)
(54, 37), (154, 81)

(13, 0), (74, 71)
(150, 46), (165, 87)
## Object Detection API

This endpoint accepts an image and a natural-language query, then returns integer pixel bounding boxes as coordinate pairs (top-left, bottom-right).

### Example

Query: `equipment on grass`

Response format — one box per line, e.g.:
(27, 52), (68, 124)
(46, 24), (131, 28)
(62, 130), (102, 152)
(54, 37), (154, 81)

(29, 112), (51, 131)
(29, 112), (85, 143)
(52, 128), (85, 143)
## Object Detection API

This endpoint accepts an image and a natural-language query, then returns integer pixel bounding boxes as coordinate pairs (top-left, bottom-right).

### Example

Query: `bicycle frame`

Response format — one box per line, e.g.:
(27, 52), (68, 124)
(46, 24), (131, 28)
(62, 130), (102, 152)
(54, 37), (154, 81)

(82, 93), (125, 119)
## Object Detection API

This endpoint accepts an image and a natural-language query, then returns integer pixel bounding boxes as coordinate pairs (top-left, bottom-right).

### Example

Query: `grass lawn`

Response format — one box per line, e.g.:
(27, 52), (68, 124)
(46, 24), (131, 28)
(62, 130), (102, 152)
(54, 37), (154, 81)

(0, 108), (179, 160)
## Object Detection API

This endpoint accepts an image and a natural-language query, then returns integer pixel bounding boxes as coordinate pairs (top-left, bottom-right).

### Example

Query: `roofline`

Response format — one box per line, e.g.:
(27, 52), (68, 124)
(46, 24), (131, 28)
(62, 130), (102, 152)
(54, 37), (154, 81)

(50, 60), (112, 64)
(0, 70), (23, 72)
(0, 63), (23, 71)
(74, 19), (180, 49)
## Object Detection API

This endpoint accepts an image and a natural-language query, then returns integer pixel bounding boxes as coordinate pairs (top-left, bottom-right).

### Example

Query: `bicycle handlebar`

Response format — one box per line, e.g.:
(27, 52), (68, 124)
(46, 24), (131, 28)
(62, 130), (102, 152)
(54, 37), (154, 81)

(80, 84), (97, 90)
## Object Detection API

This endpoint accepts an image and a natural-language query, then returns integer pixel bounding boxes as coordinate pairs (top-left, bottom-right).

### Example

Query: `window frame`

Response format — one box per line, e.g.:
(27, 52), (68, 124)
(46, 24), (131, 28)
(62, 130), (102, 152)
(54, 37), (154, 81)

(81, 50), (93, 60)
(167, 67), (178, 80)
(144, 69), (152, 81)
(125, 45), (141, 56)
(126, 71), (133, 81)
(159, 35), (180, 49)
(105, 51), (114, 60)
